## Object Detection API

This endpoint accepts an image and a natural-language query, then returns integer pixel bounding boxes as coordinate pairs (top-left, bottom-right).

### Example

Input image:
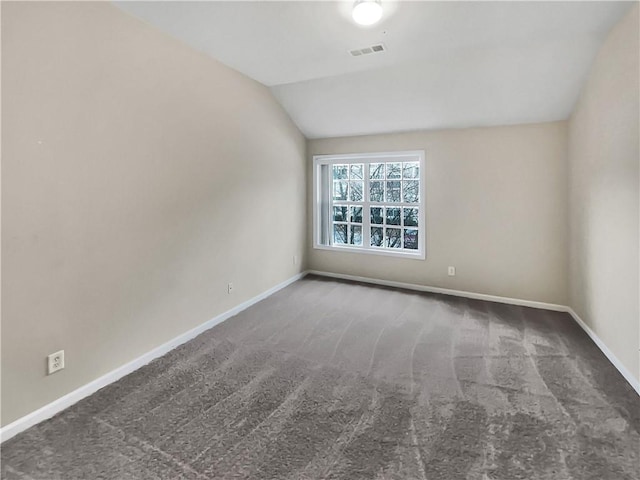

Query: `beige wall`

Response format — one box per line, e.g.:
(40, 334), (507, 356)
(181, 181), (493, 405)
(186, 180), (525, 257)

(307, 122), (569, 305)
(567, 6), (640, 384)
(1, 2), (306, 426)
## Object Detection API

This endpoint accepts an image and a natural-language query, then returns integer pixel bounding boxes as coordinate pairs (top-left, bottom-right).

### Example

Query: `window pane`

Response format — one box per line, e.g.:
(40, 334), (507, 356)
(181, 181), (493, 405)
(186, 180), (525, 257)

(386, 228), (401, 248)
(403, 162), (419, 179)
(387, 163), (402, 179)
(370, 207), (383, 225)
(333, 224), (347, 244)
(404, 229), (418, 250)
(318, 155), (423, 254)
(350, 181), (363, 201)
(386, 181), (401, 202)
(370, 163), (384, 179)
(403, 180), (419, 203)
(371, 227), (383, 247)
(350, 206), (363, 223)
(370, 181), (384, 202)
(333, 165), (348, 180)
(404, 208), (419, 227)
(350, 225), (363, 245)
(333, 181), (348, 201)
(386, 207), (401, 225)
(333, 206), (348, 222)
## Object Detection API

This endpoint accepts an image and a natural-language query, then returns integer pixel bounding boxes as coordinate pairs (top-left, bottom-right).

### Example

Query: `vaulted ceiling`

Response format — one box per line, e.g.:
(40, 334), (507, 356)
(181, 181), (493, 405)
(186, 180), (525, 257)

(115, 1), (634, 139)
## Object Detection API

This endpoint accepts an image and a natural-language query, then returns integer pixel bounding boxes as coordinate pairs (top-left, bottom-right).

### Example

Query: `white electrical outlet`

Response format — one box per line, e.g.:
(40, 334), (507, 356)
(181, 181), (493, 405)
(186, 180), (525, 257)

(227, 282), (234, 294)
(293, 255), (298, 265)
(47, 350), (65, 375)
(448, 266), (456, 276)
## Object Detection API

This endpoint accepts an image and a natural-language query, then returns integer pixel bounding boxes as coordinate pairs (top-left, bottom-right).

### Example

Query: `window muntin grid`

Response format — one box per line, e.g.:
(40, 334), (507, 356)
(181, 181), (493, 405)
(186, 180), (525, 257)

(315, 151), (425, 259)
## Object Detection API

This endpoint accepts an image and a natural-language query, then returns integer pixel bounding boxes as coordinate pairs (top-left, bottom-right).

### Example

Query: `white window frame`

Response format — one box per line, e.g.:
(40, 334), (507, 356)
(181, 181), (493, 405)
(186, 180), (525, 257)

(313, 150), (426, 260)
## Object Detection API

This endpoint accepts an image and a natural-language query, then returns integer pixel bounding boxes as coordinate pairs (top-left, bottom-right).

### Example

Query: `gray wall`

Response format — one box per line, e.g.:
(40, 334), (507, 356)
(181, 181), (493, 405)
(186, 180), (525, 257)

(307, 122), (569, 305)
(1, 2), (306, 426)
(568, 5), (639, 384)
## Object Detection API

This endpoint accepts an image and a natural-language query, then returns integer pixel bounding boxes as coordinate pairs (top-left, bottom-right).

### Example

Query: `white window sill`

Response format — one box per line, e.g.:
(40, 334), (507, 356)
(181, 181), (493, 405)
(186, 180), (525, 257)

(313, 244), (425, 260)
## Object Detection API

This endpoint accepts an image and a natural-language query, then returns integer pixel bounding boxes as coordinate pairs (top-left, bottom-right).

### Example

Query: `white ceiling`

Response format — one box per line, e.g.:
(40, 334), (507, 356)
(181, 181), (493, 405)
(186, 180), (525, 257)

(115, 1), (634, 139)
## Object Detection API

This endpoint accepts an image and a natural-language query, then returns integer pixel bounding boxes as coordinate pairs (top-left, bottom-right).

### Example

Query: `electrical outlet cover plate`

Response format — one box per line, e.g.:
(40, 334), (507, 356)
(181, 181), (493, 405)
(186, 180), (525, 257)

(48, 350), (65, 375)
(448, 266), (456, 276)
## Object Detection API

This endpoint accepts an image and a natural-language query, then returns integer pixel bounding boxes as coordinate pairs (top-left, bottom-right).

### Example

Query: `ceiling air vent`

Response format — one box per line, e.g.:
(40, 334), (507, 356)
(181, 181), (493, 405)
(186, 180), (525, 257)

(349, 43), (386, 57)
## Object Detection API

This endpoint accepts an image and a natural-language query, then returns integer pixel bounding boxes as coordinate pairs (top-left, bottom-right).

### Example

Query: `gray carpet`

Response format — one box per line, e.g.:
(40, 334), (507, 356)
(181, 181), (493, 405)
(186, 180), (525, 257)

(2, 275), (639, 480)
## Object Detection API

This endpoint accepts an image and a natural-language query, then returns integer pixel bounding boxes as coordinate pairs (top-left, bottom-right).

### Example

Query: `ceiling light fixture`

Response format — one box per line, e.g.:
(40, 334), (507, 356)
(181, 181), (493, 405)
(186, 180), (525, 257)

(352, 0), (383, 26)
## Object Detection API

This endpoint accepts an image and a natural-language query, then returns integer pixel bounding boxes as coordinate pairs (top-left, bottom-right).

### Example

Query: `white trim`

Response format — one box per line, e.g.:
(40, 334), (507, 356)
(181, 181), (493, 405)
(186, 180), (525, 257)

(312, 151), (426, 259)
(566, 308), (640, 395)
(4, 269), (637, 443)
(313, 150), (426, 163)
(307, 270), (566, 311)
(0, 271), (308, 443)
(313, 243), (424, 260)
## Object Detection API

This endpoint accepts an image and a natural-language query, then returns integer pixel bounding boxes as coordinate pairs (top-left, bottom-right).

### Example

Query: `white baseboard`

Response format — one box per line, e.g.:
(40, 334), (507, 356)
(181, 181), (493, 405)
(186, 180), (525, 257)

(566, 308), (640, 395)
(3, 269), (637, 443)
(309, 270), (639, 395)
(307, 270), (567, 311)
(0, 271), (308, 443)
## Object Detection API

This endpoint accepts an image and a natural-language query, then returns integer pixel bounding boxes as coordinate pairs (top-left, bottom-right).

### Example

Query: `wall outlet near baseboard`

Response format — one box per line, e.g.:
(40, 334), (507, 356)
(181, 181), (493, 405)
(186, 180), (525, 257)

(293, 255), (298, 265)
(47, 350), (65, 375)
(227, 282), (234, 294)
(448, 266), (456, 276)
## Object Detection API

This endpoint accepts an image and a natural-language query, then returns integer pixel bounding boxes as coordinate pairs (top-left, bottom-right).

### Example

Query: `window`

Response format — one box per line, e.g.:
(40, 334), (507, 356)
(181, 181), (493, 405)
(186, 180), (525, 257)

(313, 151), (425, 259)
